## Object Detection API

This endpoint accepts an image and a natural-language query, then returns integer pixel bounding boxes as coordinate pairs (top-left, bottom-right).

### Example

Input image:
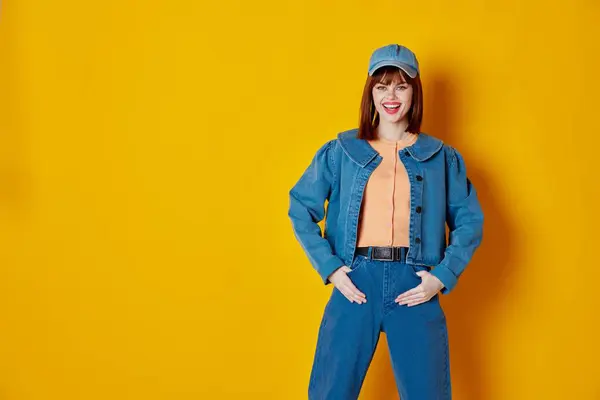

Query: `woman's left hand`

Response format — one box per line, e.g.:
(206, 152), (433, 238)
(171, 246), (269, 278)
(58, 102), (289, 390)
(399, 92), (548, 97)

(395, 270), (444, 306)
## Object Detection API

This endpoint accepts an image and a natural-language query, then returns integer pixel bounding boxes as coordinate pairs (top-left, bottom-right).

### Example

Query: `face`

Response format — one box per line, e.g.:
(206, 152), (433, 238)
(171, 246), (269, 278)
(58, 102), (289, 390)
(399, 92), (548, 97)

(371, 74), (413, 124)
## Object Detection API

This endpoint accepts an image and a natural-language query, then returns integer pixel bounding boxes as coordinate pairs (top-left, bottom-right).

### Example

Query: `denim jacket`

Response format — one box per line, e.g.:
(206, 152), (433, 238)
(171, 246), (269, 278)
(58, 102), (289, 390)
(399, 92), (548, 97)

(288, 128), (484, 295)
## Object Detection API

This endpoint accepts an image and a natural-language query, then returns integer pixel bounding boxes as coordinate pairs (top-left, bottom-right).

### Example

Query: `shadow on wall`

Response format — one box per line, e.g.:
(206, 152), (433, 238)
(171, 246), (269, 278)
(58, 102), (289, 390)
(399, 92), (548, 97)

(360, 66), (517, 399)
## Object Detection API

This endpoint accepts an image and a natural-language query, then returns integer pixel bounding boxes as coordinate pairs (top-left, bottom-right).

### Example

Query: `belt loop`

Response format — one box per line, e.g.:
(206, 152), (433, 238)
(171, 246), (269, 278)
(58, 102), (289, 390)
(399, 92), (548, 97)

(367, 247), (372, 259)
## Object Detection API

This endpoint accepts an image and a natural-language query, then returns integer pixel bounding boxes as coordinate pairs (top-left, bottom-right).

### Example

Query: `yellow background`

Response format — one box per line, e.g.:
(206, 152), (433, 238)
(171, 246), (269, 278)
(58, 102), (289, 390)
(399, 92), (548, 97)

(1, 0), (599, 398)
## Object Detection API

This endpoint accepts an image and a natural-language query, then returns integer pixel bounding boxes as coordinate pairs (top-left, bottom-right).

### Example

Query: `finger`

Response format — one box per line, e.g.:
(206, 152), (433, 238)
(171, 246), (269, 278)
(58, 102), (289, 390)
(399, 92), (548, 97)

(396, 292), (426, 302)
(396, 292), (428, 304)
(395, 286), (423, 300)
(406, 299), (428, 307)
(341, 283), (366, 304)
(396, 290), (427, 302)
(344, 287), (366, 304)
(344, 279), (366, 298)
(406, 295), (433, 306)
(341, 288), (365, 304)
(340, 288), (355, 303)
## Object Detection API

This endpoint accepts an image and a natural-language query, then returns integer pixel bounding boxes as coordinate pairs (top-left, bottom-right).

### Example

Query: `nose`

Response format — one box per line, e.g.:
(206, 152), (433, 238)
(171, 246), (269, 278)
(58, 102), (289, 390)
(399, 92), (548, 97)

(385, 86), (397, 99)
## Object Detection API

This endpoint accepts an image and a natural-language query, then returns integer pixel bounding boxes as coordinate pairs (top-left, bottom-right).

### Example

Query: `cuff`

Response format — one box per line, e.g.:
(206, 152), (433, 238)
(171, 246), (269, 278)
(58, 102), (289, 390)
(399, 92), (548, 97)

(430, 264), (458, 295)
(319, 257), (346, 285)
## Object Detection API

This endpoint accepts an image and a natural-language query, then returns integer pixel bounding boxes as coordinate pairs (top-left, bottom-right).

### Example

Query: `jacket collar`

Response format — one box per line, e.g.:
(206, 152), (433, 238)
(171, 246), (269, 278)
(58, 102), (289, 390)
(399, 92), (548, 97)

(337, 128), (444, 167)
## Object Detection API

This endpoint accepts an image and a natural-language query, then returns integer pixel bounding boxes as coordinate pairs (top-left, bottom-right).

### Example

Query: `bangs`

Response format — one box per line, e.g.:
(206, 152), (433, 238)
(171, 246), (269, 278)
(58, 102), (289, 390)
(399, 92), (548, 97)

(373, 66), (410, 85)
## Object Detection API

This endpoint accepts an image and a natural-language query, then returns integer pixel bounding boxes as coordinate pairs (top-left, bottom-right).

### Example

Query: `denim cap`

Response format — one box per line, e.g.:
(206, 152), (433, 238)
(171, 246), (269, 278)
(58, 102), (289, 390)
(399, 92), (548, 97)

(368, 44), (420, 78)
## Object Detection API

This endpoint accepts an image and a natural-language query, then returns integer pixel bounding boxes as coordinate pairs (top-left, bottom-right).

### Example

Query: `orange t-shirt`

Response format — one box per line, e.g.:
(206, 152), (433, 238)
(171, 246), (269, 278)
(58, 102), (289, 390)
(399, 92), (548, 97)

(356, 133), (418, 247)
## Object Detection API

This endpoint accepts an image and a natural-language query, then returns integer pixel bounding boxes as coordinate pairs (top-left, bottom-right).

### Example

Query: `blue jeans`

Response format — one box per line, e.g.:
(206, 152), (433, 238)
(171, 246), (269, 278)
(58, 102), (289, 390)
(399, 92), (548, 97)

(308, 254), (452, 399)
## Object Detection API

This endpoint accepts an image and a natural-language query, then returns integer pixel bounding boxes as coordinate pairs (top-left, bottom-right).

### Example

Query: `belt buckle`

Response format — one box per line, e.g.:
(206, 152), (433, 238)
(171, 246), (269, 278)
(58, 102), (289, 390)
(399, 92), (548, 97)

(372, 246), (394, 261)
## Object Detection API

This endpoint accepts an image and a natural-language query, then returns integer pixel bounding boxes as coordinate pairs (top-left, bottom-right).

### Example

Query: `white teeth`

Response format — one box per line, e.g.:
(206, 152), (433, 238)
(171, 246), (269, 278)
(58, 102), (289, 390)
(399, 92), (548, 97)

(383, 104), (400, 109)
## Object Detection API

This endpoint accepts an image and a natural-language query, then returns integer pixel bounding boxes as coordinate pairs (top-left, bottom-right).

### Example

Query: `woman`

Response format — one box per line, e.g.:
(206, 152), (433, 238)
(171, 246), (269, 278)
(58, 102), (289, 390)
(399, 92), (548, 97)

(288, 43), (484, 399)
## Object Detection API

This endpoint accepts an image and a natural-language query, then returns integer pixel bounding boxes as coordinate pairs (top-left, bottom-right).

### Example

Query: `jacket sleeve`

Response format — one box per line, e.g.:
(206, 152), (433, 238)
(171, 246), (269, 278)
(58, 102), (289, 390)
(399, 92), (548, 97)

(430, 146), (484, 294)
(288, 139), (345, 285)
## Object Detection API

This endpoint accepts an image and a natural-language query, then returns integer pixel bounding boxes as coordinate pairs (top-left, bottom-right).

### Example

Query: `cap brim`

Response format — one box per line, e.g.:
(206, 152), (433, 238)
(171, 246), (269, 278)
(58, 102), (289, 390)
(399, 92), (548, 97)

(368, 61), (418, 78)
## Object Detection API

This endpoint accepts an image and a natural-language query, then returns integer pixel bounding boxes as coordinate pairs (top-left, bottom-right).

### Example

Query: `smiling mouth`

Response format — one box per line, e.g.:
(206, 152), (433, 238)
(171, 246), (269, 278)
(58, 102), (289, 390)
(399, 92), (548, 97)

(382, 103), (401, 114)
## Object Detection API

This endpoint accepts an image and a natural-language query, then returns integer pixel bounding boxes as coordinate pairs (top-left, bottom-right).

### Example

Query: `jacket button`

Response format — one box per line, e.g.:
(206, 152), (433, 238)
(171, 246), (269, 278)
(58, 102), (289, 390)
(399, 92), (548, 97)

(415, 237), (421, 244)
(416, 206), (422, 213)
(416, 175), (423, 181)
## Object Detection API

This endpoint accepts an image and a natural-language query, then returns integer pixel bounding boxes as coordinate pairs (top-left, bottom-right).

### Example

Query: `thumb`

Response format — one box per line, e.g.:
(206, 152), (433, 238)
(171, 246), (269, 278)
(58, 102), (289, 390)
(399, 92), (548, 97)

(341, 266), (352, 273)
(415, 270), (427, 277)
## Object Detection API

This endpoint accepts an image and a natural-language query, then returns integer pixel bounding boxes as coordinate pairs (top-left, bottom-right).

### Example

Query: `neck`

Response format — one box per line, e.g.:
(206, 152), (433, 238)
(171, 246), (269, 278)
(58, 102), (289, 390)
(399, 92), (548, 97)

(375, 119), (414, 141)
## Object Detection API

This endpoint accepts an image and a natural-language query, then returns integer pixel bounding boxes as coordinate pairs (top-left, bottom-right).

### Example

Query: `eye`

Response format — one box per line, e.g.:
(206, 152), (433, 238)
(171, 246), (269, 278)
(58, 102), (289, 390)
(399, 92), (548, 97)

(396, 85), (408, 90)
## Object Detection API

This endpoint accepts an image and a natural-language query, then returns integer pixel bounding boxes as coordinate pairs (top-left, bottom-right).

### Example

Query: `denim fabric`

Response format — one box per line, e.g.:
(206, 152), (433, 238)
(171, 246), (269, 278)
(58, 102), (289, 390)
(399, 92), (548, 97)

(288, 128), (484, 294)
(308, 254), (451, 399)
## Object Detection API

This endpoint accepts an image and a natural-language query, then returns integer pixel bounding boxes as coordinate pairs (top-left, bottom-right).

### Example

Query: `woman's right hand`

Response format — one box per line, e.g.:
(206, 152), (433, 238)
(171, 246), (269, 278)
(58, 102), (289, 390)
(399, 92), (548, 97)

(327, 267), (367, 304)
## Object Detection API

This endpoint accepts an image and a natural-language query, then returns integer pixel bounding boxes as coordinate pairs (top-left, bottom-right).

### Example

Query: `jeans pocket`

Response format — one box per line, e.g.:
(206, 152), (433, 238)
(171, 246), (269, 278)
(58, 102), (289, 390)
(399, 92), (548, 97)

(347, 255), (368, 275)
(408, 264), (431, 279)
(407, 264), (445, 320)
